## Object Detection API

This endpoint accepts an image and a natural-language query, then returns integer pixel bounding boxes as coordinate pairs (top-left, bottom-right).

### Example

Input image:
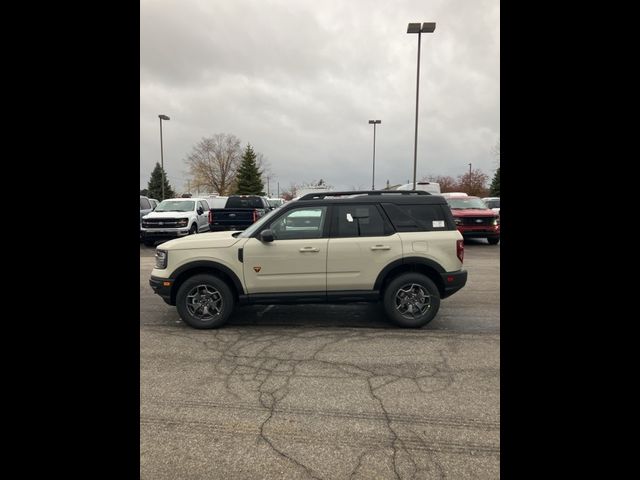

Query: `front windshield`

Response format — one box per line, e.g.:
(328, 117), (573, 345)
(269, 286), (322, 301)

(238, 208), (281, 238)
(447, 197), (489, 210)
(155, 200), (195, 212)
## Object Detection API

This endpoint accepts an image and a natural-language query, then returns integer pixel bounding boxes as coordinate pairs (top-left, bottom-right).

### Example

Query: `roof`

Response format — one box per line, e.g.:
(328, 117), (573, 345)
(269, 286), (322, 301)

(294, 190), (448, 206)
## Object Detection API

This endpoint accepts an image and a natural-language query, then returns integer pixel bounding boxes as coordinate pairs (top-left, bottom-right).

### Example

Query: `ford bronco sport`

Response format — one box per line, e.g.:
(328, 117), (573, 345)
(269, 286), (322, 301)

(149, 191), (467, 329)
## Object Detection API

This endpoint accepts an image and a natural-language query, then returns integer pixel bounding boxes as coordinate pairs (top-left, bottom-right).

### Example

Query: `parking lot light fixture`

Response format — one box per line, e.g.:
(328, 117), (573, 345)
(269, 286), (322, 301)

(407, 21), (436, 190)
(368, 120), (381, 190)
(158, 114), (170, 200)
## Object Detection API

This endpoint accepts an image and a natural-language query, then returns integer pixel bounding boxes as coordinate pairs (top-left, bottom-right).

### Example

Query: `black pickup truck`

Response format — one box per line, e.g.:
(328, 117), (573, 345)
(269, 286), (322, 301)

(208, 195), (272, 231)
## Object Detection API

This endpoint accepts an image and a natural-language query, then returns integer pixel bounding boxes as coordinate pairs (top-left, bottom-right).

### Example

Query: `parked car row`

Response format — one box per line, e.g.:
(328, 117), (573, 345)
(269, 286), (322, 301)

(140, 194), (290, 246)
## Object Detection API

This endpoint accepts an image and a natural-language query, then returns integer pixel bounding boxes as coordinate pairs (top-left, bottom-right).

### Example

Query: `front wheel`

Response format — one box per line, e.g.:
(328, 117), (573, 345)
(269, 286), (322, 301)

(487, 237), (500, 245)
(189, 223), (198, 235)
(383, 273), (440, 328)
(176, 274), (234, 329)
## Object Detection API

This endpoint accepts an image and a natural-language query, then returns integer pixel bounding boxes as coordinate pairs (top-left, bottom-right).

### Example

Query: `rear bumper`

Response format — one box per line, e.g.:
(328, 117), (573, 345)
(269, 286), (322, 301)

(440, 269), (468, 298)
(210, 225), (247, 231)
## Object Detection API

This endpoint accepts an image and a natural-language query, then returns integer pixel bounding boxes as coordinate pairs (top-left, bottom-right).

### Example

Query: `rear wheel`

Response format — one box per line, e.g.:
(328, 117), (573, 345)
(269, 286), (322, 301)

(383, 273), (440, 328)
(176, 274), (234, 329)
(487, 237), (500, 245)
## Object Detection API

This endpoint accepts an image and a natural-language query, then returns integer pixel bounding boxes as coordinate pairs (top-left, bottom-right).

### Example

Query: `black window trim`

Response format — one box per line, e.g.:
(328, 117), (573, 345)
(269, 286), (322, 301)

(251, 204), (333, 240)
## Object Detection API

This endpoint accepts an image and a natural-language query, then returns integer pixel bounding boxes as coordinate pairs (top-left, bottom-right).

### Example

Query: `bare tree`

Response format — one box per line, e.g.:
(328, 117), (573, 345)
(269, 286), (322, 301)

(280, 182), (299, 201)
(184, 134), (242, 195)
(457, 169), (490, 197)
(431, 175), (458, 192)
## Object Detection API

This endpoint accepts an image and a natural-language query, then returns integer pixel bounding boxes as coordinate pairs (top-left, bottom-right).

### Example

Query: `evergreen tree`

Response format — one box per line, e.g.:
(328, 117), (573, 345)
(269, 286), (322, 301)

(147, 162), (175, 200)
(489, 167), (500, 196)
(234, 144), (264, 195)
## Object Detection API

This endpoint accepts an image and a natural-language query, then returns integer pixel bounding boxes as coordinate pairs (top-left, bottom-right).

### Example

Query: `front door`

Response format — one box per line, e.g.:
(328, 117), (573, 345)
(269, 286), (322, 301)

(242, 206), (329, 294)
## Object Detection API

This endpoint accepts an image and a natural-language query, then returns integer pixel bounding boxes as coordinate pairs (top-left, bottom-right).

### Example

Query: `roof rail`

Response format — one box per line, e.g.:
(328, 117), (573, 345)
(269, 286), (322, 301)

(298, 190), (430, 200)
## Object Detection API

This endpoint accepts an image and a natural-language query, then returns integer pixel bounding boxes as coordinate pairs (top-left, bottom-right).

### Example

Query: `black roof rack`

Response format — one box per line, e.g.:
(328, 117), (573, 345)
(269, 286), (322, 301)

(298, 190), (430, 200)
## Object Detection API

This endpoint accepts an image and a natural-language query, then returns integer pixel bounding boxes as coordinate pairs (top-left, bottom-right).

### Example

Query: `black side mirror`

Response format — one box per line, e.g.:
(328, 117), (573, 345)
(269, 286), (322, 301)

(259, 229), (275, 242)
(197, 207), (204, 215)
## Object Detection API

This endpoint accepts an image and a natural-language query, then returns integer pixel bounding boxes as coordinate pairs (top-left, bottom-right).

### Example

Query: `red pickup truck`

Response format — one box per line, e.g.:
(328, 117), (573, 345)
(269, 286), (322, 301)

(442, 194), (500, 245)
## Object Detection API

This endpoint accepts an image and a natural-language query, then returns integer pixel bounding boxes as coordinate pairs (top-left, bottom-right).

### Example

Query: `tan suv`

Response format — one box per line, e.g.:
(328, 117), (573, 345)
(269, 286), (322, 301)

(149, 191), (467, 329)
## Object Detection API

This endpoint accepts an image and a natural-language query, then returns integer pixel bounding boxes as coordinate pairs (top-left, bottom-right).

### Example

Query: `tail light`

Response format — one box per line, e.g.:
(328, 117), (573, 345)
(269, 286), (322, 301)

(252, 209), (258, 223)
(208, 211), (214, 223)
(456, 240), (464, 263)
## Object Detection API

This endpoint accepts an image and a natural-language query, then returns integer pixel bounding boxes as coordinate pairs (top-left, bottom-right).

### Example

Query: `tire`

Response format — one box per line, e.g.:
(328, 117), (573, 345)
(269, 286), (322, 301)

(487, 237), (500, 245)
(383, 273), (440, 328)
(189, 223), (198, 235)
(143, 240), (155, 247)
(175, 274), (234, 329)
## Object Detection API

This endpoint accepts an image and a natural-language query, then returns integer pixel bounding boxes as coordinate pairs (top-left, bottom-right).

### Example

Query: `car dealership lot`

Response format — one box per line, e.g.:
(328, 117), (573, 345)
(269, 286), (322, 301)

(140, 240), (499, 479)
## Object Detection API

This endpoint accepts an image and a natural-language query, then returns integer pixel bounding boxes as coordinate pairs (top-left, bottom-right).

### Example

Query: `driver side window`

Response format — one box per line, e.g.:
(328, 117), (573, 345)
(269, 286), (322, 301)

(270, 207), (327, 240)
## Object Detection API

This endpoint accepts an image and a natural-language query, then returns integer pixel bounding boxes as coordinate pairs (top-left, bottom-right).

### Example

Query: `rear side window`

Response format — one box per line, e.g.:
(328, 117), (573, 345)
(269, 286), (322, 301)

(200, 200), (210, 210)
(381, 203), (454, 232)
(333, 205), (390, 237)
(225, 197), (264, 208)
(140, 197), (151, 209)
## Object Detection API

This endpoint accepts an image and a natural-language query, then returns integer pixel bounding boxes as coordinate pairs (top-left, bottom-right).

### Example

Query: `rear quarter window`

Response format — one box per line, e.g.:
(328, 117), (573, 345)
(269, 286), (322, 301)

(381, 203), (455, 232)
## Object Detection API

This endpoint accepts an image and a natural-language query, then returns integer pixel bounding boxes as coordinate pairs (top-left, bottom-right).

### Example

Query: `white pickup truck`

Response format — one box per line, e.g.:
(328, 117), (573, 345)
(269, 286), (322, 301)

(141, 198), (211, 247)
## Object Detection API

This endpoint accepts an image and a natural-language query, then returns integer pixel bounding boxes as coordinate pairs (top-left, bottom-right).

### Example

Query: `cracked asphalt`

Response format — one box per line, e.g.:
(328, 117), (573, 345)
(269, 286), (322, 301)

(140, 239), (500, 479)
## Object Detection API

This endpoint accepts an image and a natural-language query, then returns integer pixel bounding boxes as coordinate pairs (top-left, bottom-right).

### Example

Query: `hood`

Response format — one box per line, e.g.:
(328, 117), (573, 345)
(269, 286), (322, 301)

(158, 231), (242, 250)
(450, 208), (497, 217)
(143, 211), (193, 220)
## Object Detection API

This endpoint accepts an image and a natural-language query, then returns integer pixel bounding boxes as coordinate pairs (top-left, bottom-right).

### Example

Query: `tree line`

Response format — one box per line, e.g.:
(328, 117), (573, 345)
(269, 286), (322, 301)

(142, 134), (500, 200)
(143, 133), (269, 200)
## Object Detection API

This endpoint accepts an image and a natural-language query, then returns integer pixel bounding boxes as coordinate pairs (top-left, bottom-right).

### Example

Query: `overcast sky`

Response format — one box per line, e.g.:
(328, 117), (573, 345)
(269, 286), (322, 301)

(140, 0), (499, 194)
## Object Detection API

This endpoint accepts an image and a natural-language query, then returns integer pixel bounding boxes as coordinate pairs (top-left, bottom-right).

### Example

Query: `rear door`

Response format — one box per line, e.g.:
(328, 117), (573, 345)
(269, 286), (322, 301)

(242, 206), (330, 294)
(326, 204), (402, 291)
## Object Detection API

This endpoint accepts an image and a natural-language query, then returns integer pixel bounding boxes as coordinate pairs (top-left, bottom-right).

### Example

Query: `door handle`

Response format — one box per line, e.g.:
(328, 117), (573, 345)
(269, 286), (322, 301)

(299, 247), (320, 252)
(370, 245), (391, 251)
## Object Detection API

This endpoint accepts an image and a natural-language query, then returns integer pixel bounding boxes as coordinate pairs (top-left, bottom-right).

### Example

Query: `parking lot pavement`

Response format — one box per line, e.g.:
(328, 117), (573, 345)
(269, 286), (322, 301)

(140, 240), (500, 479)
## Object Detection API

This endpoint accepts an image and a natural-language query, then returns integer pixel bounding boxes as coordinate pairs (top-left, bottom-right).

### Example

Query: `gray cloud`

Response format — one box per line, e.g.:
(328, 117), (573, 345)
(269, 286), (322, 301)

(141, 0), (499, 193)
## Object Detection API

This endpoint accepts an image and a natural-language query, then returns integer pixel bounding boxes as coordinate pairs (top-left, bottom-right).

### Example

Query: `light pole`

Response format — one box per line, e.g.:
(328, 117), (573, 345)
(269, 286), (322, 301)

(368, 120), (381, 190)
(158, 114), (170, 200)
(407, 22), (436, 190)
(469, 163), (472, 175)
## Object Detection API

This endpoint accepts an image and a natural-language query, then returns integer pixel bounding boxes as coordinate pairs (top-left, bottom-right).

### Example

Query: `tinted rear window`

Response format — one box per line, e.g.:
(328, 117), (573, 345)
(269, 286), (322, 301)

(334, 205), (388, 237)
(225, 197), (264, 208)
(381, 203), (454, 232)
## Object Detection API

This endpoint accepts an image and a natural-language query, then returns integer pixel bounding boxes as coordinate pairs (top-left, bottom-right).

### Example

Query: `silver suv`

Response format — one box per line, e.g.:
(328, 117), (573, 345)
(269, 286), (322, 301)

(149, 191), (467, 329)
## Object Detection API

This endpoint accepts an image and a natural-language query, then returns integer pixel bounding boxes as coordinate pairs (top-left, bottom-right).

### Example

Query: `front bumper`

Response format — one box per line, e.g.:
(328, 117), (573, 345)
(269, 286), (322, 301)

(440, 269), (468, 298)
(149, 276), (175, 305)
(141, 228), (190, 240)
(457, 225), (500, 238)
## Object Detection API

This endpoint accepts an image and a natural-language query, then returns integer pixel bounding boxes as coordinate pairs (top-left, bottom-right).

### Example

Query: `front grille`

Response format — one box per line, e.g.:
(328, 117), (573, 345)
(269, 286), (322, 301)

(460, 216), (495, 226)
(142, 218), (184, 228)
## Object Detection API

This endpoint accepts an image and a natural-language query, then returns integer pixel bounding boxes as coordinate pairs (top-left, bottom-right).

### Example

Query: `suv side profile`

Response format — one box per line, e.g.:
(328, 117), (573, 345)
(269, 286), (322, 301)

(149, 191), (467, 329)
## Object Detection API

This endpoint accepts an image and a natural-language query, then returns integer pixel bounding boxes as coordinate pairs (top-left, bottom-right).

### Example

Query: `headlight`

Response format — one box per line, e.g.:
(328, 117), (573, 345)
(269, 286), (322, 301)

(177, 218), (189, 227)
(155, 249), (168, 269)
(493, 217), (500, 226)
